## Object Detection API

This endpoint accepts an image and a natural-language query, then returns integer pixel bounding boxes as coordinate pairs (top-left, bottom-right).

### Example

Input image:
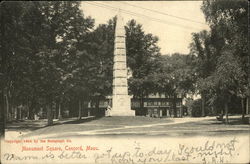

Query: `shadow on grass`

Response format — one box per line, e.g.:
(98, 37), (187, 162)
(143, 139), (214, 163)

(51, 129), (250, 138)
(6, 126), (43, 131)
(209, 117), (249, 125)
(6, 120), (46, 131)
(61, 116), (102, 125)
(20, 116), (106, 138)
(5, 116), (103, 132)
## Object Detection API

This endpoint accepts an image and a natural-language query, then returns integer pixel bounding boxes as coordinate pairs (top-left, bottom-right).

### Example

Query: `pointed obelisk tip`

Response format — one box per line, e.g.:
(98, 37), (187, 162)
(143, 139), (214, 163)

(116, 9), (124, 29)
(117, 9), (122, 21)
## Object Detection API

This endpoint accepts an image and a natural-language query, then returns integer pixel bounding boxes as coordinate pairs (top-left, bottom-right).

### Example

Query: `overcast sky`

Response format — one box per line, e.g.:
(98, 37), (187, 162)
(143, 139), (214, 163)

(80, 1), (209, 55)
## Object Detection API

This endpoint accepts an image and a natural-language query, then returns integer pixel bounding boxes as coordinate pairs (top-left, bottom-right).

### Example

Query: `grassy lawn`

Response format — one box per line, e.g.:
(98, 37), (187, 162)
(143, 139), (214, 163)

(107, 118), (249, 137)
(84, 116), (173, 125)
(6, 116), (249, 138)
(19, 116), (173, 137)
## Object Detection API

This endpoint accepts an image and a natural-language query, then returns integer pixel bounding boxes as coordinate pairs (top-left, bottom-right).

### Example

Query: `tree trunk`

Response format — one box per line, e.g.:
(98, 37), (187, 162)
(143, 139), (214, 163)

(1, 90), (4, 122)
(78, 99), (82, 120)
(0, 90), (4, 137)
(58, 103), (62, 120)
(241, 98), (245, 120)
(15, 106), (19, 120)
(224, 101), (229, 124)
(173, 93), (177, 118)
(5, 93), (9, 122)
(201, 94), (205, 117)
(246, 97), (249, 115)
(28, 100), (35, 120)
(140, 92), (144, 111)
(9, 97), (14, 121)
(87, 101), (91, 117)
(55, 102), (59, 119)
(9, 99), (12, 121)
(88, 108), (90, 117)
(221, 108), (224, 115)
(180, 104), (183, 118)
(47, 104), (53, 126)
(96, 98), (100, 117)
(19, 107), (22, 120)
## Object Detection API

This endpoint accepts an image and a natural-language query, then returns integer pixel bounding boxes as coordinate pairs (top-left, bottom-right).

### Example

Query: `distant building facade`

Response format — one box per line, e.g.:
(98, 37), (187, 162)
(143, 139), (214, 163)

(132, 93), (183, 117)
(85, 93), (184, 118)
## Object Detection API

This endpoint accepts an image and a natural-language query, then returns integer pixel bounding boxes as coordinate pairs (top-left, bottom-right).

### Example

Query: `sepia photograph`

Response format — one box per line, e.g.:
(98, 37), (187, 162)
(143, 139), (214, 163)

(0, 1), (249, 164)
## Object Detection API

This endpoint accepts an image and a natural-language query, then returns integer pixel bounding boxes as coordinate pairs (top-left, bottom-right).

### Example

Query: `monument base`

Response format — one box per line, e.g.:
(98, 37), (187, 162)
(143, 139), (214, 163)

(110, 109), (135, 116)
(111, 95), (135, 116)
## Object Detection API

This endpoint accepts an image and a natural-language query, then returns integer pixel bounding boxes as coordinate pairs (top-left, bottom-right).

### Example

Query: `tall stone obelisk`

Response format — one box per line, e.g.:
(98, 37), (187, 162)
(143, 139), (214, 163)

(111, 11), (135, 116)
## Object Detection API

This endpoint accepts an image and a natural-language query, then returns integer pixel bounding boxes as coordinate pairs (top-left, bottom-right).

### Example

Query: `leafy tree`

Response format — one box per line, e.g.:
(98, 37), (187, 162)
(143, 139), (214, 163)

(188, 0), (248, 122)
(213, 51), (245, 122)
(0, 2), (94, 125)
(0, 2), (36, 121)
(189, 30), (217, 116)
(152, 53), (196, 117)
(126, 20), (161, 108)
(76, 18), (115, 116)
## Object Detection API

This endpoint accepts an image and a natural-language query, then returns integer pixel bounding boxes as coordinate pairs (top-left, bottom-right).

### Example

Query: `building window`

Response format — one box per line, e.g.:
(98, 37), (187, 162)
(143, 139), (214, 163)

(162, 101), (169, 106)
(177, 93), (182, 98)
(147, 101), (153, 106)
(162, 101), (166, 106)
(153, 101), (158, 106)
(99, 101), (104, 105)
(176, 102), (181, 107)
(132, 101), (140, 107)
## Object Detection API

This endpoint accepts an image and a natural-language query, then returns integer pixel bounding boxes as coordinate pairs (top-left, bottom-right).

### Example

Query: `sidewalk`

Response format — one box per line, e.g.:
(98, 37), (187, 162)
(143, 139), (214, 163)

(76, 116), (212, 135)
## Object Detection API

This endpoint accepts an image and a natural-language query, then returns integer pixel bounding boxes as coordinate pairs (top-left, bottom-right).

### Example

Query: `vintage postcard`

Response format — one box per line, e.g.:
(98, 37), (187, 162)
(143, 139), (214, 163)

(0, 1), (249, 164)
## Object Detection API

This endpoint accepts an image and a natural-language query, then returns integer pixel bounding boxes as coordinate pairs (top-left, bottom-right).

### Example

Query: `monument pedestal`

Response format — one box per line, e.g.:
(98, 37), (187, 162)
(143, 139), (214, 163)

(111, 95), (135, 116)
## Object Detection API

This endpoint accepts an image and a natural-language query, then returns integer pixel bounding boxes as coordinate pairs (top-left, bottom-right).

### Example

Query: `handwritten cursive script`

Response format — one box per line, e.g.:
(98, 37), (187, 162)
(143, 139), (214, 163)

(3, 138), (240, 164)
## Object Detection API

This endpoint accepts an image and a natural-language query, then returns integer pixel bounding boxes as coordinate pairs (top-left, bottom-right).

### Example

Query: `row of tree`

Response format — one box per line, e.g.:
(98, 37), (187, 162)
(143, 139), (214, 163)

(1, 1), (248, 125)
(189, 0), (249, 123)
(0, 2), (161, 125)
(129, 0), (249, 121)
